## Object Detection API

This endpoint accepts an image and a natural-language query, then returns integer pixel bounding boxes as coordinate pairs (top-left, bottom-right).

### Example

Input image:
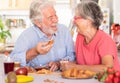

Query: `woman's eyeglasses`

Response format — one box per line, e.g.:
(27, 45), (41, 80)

(74, 16), (82, 22)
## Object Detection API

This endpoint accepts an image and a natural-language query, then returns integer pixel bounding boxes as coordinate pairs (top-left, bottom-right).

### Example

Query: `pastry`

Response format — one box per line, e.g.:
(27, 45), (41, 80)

(36, 69), (51, 74)
(24, 66), (35, 73)
(47, 40), (54, 46)
(62, 68), (95, 79)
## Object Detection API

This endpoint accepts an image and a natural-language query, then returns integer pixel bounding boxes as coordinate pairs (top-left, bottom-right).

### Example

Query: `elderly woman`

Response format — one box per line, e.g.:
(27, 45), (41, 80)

(61, 1), (120, 72)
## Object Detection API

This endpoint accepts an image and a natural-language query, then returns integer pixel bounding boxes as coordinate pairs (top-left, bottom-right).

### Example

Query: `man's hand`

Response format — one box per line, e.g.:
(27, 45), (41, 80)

(36, 41), (53, 55)
(48, 61), (60, 71)
(26, 41), (54, 63)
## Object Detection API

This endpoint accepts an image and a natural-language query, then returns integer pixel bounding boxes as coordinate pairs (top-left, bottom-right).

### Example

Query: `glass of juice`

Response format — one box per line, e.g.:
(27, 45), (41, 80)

(4, 62), (14, 74)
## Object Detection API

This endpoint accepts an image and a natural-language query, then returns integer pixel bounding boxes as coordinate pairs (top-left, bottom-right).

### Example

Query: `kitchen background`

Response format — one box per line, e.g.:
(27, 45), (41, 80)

(0, 0), (120, 52)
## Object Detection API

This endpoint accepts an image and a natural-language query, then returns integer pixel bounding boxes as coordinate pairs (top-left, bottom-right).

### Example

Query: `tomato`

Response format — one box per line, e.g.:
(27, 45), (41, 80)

(107, 67), (115, 74)
(105, 76), (113, 83)
(114, 71), (120, 77)
(15, 67), (28, 75)
(107, 74), (114, 80)
(98, 75), (102, 81)
(113, 77), (119, 83)
(96, 72), (104, 81)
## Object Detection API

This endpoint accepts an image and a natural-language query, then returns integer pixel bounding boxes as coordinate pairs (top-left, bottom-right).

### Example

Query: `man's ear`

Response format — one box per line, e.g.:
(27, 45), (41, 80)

(34, 20), (42, 28)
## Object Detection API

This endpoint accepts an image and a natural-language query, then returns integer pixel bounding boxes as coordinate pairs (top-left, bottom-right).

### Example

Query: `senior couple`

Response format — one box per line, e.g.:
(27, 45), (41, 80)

(10, 0), (120, 72)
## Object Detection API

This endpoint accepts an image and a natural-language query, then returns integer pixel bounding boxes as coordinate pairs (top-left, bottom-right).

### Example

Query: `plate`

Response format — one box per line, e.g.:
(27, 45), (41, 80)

(34, 67), (49, 71)
(6, 75), (34, 83)
(62, 75), (93, 79)
(61, 68), (96, 79)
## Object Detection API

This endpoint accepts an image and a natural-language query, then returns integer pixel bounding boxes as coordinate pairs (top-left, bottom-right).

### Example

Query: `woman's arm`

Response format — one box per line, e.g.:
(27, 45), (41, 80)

(61, 55), (114, 73)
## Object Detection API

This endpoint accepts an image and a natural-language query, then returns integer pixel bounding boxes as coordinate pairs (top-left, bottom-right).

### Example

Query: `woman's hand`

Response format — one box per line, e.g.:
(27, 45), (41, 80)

(60, 61), (76, 71)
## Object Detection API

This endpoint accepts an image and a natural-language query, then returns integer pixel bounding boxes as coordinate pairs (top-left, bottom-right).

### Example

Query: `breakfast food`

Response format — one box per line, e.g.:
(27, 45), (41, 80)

(95, 67), (120, 83)
(7, 72), (17, 83)
(43, 79), (53, 82)
(36, 69), (51, 74)
(35, 66), (50, 71)
(61, 68), (96, 79)
(47, 40), (54, 46)
(43, 79), (64, 83)
(15, 67), (28, 75)
(24, 66), (35, 73)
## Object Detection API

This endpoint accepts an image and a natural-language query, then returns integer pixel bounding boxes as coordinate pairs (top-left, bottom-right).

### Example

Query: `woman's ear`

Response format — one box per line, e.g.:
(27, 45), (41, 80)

(34, 20), (42, 28)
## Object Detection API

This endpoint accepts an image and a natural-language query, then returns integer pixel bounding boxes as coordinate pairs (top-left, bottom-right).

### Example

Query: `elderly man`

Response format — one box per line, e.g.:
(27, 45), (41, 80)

(10, 0), (75, 71)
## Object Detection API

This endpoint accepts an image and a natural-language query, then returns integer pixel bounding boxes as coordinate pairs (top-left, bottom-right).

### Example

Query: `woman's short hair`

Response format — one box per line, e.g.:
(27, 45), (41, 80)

(75, 1), (103, 27)
(29, 0), (54, 24)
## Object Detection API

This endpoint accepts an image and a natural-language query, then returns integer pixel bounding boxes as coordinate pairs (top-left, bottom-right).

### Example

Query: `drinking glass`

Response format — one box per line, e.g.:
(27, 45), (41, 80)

(4, 62), (14, 74)
(11, 56), (21, 71)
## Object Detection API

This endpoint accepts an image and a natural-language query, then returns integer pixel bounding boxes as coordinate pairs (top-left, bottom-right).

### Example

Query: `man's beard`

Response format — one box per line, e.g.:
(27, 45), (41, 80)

(41, 24), (57, 35)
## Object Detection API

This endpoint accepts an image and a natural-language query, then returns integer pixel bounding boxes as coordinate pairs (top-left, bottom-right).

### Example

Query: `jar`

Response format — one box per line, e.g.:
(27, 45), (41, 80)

(14, 62), (20, 71)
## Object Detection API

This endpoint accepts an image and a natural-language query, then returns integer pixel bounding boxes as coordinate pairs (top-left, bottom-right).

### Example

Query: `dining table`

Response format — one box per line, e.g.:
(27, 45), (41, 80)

(0, 54), (101, 83)
(28, 73), (101, 83)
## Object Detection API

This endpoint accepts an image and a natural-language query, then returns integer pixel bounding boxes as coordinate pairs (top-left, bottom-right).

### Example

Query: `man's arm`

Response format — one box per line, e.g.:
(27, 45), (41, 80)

(26, 41), (54, 63)
(26, 47), (39, 63)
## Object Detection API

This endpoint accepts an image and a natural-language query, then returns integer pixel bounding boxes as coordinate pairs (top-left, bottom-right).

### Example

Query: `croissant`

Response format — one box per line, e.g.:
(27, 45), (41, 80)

(37, 69), (51, 74)
(62, 68), (96, 78)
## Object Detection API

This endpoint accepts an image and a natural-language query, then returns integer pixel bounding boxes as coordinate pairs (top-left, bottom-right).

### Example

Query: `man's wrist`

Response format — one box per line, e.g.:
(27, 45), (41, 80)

(34, 47), (40, 55)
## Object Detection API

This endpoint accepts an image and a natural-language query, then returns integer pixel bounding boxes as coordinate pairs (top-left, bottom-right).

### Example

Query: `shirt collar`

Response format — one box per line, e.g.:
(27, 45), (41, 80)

(33, 25), (58, 39)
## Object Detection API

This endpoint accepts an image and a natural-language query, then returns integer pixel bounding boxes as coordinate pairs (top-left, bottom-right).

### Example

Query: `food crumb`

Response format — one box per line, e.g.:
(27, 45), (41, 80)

(43, 79), (53, 82)
(54, 81), (58, 83)
(43, 79), (64, 83)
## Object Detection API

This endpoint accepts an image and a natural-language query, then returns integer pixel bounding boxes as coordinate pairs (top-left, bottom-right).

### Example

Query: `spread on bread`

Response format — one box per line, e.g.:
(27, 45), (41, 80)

(36, 69), (51, 74)
(47, 40), (54, 46)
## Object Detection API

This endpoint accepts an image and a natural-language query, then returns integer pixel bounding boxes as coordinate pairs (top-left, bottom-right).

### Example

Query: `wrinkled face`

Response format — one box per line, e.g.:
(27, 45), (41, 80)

(73, 15), (88, 35)
(41, 6), (58, 35)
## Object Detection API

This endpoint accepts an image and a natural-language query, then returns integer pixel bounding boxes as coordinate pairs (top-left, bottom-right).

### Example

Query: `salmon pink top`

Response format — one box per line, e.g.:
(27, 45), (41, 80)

(76, 30), (120, 70)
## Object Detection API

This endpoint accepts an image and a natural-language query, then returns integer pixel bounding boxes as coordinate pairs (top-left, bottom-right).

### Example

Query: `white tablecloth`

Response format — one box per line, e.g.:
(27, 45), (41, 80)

(28, 73), (101, 83)
(0, 54), (101, 83)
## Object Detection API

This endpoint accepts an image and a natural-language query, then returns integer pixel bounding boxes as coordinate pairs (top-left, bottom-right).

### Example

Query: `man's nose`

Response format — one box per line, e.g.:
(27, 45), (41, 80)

(52, 16), (58, 23)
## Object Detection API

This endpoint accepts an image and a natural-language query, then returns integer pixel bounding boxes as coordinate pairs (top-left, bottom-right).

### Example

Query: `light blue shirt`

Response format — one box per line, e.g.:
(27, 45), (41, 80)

(10, 24), (75, 67)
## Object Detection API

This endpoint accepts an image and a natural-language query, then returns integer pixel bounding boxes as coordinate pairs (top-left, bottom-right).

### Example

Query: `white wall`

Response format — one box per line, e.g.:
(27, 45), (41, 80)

(55, 3), (73, 28)
(113, 0), (120, 24)
(99, 0), (113, 24)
